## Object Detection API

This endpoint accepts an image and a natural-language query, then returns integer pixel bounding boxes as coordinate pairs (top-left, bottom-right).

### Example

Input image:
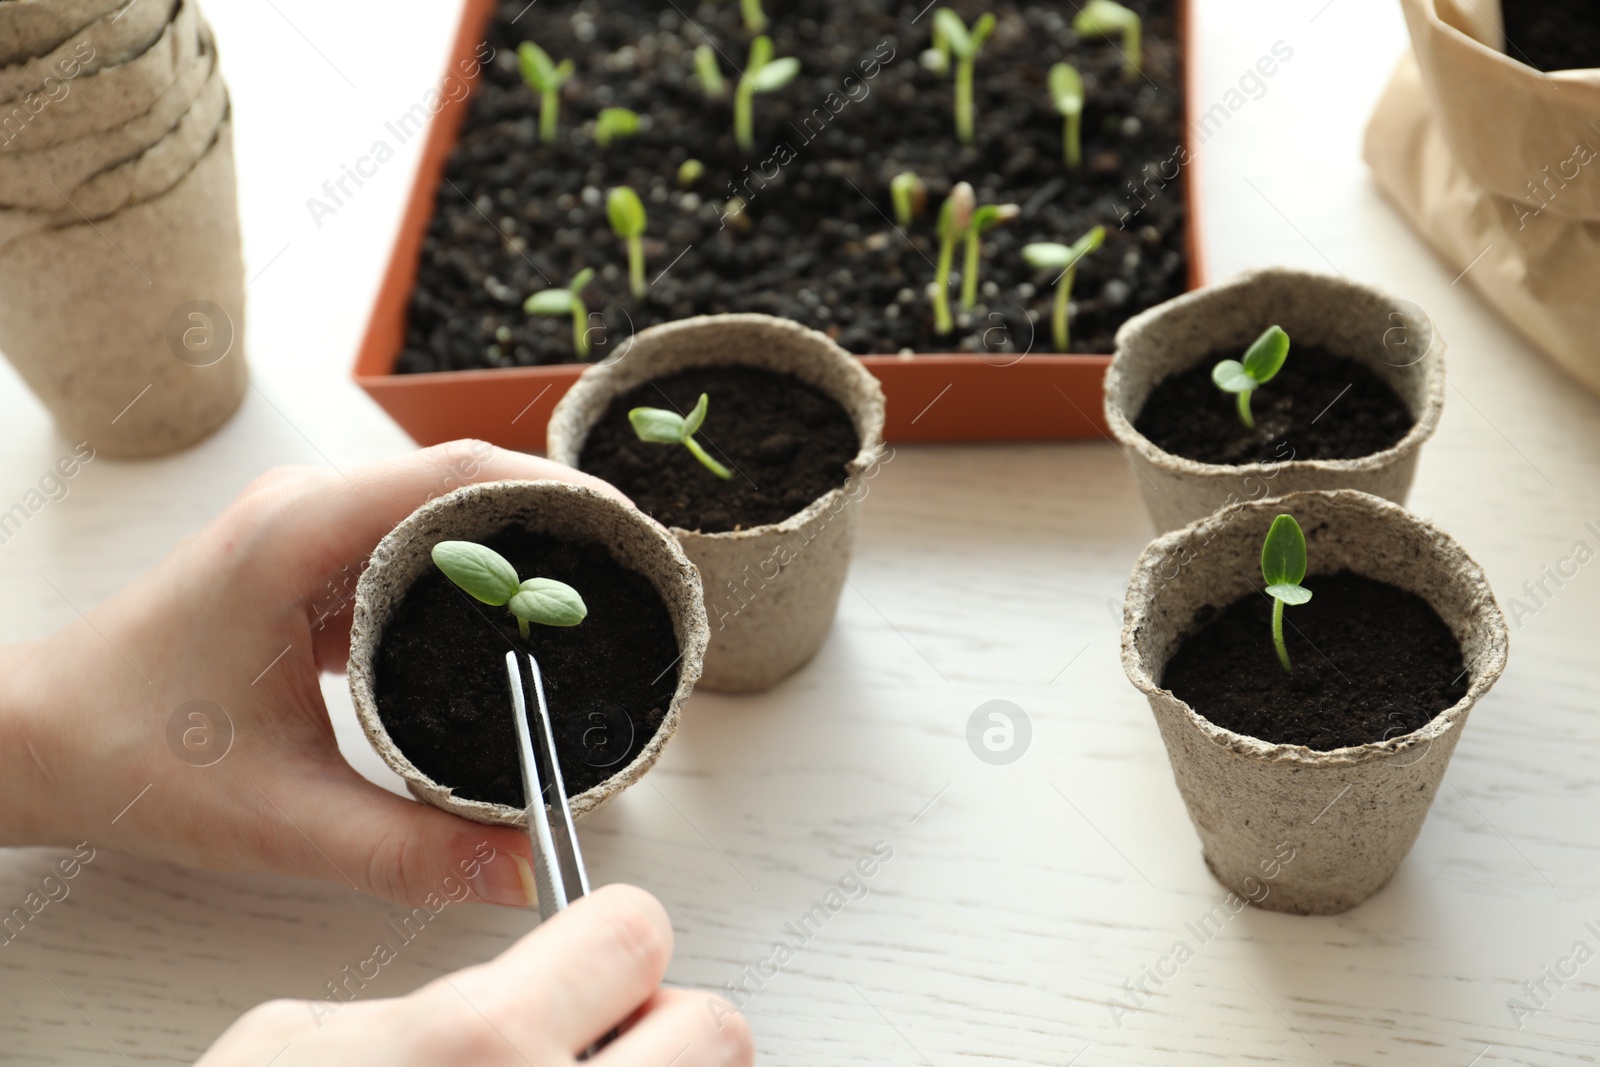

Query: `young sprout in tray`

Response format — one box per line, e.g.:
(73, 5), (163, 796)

(932, 9), (997, 145)
(1022, 226), (1105, 352)
(1049, 62), (1084, 168)
(1261, 514), (1313, 673)
(518, 41), (575, 144)
(629, 392), (733, 480)
(961, 202), (1020, 310)
(432, 541), (587, 640)
(524, 268), (595, 359)
(694, 44), (725, 98)
(932, 181), (975, 336)
(891, 172), (926, 228)
(741, 0), (768, 34)
(594, 107), (640, 147)
(607, 186), (648, 299)
(1072, 0), (1142, 79)
(735, 35), (801, 150)
(1212, 325), (1289, 430)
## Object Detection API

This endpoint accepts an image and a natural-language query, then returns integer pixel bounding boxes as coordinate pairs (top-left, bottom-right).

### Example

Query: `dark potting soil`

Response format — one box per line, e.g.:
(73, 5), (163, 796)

(1161, 571), (1468, 751)
(396, 0), (1188, 371)
(1132, 343), (1414, 466)
(579, 366), (860, 533)
(373, 527), (680, 808)
(1501, 0), (1600, 72)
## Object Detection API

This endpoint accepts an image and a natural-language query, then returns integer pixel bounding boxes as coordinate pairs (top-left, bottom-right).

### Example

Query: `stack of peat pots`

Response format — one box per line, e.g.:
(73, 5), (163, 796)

(0, 0), (246, 456)
(1106, 268), (1509, 915)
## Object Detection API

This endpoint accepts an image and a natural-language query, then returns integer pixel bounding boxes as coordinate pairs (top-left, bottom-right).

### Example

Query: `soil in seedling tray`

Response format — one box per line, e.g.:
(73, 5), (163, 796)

(580, 366), (859, 533)
(1501, 0), (1600, 72)
(396, 0), (1188, 372)
(1161, 570), (1468, 751)
(1133, 344), (1414, 465)
(374, 527), (680, 808)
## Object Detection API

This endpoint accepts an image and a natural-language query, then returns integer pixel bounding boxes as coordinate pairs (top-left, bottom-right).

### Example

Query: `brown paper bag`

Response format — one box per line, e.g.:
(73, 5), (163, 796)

(0, 120), (247, 456)
(1364, 0), (1600, 398)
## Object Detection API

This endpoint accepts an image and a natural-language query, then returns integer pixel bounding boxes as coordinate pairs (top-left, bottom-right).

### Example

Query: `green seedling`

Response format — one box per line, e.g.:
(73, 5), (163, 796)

(694, 44), (725, 97)
(629, 392), (732, 480)
(933, 181), (975, 335)
(607, 186), (648, 299)
(524, 268), (595, 359)
(961, 202), (1020, 310)
(594, 107), (640, 147)
(678, 158), (706, 187)
(1073, 0), (1142, 79)
(1021, 226), (1106, 352)
(741, 0), (768, 33)
(518, 41), (575, 144)
(1261, 514), (1313, 673)
(1212, 325), (1289, 430)
(431, 540), (587, 639)
(932, 9), (997, 145)
(890, 172), (926, 227)
(1049, 62), (1084, 168)
(735, 35), (800, 150)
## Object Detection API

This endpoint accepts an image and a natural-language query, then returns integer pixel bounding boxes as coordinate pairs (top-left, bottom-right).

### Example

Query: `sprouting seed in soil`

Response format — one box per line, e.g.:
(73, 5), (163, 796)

(629, 392), (733, 480)
(694, 44), (725, 98)
(678, 159), (706, 187)
(1049, 62), (1085, 168)
(517, 41), (574, 144)
(1072, 0), (1142, 79)
(932, 9), (997, 145)
(741, 0), (768, 33)
(524, 268), (595, 359)
(431, 540), (587, 640)
(594, 107), (640, 147)
(1212, 325), (1289, 430)
(933, 181), (976, 336)
(735, 35), (801, 151)
(891, 172), (926, 227)
(1021, 226), (1105, 352)
(607, 186), (648, 299)
(961, 202), (1020, 310)
(1260, 513), (1313, 673)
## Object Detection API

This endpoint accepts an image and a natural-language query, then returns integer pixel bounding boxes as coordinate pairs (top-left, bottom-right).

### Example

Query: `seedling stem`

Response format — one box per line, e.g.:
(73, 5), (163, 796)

(933, 182), (975, 335)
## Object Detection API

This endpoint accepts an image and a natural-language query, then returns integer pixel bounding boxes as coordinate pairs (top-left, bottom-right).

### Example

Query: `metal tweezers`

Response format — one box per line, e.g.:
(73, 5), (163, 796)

(505, 651), (615, 1058)
(504, 650), (590, 920)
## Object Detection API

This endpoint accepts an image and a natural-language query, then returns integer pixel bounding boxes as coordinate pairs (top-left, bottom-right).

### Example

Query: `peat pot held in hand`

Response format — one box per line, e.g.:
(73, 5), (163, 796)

(1105, 268), (1444, 533)
(348, 480), (709, 826)
(548, 314), (887, 693)
(1121, 490), (1508, 915)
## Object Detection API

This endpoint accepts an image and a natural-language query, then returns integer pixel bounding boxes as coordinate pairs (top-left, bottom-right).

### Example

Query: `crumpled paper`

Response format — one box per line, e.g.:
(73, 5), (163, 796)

(1364, 0), (1600, 398)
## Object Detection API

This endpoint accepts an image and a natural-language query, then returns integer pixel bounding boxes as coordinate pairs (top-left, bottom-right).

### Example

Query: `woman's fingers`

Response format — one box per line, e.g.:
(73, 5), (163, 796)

(589, 988), (754, 1067)
(453, 883), (675, 1053)
(261, 760), (538, 907)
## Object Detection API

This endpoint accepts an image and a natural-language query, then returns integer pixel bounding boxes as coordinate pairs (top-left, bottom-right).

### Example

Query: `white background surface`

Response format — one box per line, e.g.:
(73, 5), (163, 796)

(3, 0), (1600, 1063)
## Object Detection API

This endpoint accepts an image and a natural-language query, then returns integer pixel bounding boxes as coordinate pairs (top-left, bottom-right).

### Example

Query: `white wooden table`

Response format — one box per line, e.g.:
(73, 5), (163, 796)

(3, 1), (1598, 1063)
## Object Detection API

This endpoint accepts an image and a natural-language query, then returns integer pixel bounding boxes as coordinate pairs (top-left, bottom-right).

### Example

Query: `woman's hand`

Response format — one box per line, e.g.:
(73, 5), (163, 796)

(195, 884), (752, 1066)
(0, 440), (624, 908)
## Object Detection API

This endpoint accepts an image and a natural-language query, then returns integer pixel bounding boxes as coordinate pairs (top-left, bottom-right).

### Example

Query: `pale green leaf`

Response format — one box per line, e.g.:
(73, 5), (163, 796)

(1022, 242), (1072, 270)
(1266, 583), (1313, 606)
(432, 541), (519, 606)
(1261, 514), (1308, 588)
(934, 9), (970, 56)
(630, 406), (686, 443)
(509, 577), (587, 628)
(606, 186), (646, 238)
(524, 289), (574, 316)
(1242, 325), (1290, 384)
(749, 56), (800, 92)
(1049, 63), (1084, 115)
(1211, 359), (1255, 393)
(682, 392), (710, 438)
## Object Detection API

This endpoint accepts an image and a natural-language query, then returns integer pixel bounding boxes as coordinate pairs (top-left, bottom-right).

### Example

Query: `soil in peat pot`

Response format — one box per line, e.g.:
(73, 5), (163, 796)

(1501, 0), (1600, 72)
(374, 527), (680, 808)
(580, 366), (860, 533)
(1133, 343), (1414, 465)
(1161, 571), (1469, 751)
(396, 0), (1190, 372)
